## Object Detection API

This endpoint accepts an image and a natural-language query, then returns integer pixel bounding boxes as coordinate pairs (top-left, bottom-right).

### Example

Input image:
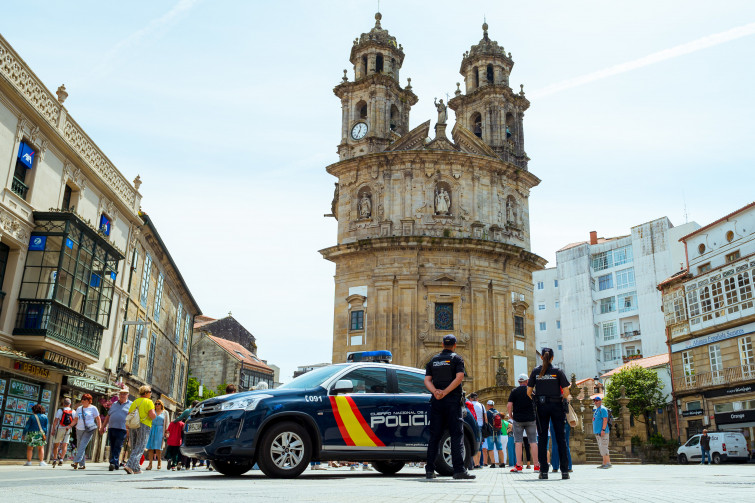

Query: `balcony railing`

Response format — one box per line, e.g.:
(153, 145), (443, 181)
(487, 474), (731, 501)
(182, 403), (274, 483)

(623, 354), (643, 363)
(621, 330), (641, 339)
(11, 177), (28, 199)
(673, 364), (755, 392)
(13, 299), (103, 357)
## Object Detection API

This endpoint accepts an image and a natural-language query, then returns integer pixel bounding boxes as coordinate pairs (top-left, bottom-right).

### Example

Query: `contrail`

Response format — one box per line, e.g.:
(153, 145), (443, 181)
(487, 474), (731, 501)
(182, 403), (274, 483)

(75, 0), (201, 84)
(531, 21), (755, 99)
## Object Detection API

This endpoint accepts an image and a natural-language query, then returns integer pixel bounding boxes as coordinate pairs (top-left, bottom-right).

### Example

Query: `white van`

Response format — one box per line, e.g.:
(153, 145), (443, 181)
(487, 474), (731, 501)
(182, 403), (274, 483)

(677, 432), (749, 464)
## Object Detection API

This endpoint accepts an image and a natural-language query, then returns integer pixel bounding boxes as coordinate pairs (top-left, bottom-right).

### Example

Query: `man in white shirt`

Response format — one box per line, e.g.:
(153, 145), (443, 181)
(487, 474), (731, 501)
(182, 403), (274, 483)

(469, 393), (486, 468)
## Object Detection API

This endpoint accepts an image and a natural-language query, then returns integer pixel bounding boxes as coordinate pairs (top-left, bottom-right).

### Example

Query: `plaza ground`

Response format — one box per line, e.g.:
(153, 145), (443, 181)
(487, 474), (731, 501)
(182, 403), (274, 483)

(0, 463), (752, 502)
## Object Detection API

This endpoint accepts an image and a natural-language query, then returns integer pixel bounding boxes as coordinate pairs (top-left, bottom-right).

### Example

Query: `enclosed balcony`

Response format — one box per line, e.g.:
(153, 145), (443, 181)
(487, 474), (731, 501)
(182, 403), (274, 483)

(673, 363), (755, 393)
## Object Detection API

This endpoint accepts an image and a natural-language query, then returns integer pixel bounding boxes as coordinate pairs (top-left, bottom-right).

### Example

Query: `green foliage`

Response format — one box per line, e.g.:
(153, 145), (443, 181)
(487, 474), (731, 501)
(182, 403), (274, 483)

(604, 365), (667, 418)
(631, 435), (643, 446)
(184, 376), (217, 406)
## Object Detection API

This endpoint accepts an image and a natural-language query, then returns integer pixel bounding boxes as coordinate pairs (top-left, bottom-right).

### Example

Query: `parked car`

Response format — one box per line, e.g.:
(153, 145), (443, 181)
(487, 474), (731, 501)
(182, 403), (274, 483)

(182, 361), (481, 478)
(677, 432), (749, 464)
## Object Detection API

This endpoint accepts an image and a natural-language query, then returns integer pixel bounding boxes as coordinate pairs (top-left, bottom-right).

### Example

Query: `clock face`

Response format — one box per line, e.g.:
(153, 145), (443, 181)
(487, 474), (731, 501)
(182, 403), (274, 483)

(351, 122), (368, 140)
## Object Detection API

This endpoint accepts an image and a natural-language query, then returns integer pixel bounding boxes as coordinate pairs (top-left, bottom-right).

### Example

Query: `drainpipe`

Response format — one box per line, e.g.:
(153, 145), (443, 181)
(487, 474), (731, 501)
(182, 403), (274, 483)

(666, 324), (680, 440)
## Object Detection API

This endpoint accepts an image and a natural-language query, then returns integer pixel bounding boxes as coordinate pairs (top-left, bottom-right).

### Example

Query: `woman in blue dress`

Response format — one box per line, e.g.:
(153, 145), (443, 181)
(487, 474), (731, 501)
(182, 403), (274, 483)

(145, 400), (168, 470)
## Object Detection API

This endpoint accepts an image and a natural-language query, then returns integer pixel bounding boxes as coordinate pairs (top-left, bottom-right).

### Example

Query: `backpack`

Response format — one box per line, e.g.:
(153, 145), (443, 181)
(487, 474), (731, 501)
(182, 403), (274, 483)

(606, 409), (614, 430)
(493, 413), (502, 432)
(60, 409), (73, 427)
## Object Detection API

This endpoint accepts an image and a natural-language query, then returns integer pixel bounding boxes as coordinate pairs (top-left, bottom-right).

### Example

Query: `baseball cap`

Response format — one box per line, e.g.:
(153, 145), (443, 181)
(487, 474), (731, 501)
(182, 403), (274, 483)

(487, 400), (495, 405)
(517, 373), (528, 382)
(593, 396), (602, 401)
(443, 334), (457, 345)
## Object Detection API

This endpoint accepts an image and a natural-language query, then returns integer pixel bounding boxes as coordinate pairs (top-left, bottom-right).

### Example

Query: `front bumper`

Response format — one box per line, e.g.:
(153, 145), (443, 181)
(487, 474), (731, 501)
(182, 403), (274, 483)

(180, 409), (256, 460)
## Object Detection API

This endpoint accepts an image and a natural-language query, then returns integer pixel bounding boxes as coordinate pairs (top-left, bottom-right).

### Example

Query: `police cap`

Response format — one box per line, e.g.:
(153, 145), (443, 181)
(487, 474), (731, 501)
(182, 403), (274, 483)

(443, 334), (457, 345)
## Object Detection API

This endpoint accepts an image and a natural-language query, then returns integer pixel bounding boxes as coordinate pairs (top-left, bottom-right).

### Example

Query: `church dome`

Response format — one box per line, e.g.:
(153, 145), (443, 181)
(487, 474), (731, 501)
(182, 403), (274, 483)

(462, 22), (513, 68)
(350, 12), (405, 67)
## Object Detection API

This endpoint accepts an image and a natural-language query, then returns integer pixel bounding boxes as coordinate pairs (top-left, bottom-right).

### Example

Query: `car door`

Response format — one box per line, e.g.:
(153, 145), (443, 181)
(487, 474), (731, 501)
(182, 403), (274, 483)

(321, 366), (395, 453)
(386, 368), (432, 453)
(685, 435), (701, 460)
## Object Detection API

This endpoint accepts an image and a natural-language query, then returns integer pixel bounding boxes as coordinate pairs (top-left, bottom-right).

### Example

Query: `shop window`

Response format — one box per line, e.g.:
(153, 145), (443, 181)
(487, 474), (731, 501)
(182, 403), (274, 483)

(434, 303), (453, 330)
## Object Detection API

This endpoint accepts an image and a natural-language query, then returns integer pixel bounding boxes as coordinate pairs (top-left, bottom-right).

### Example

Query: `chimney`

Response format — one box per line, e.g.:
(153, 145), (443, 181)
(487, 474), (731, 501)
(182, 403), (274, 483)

(589, 231), (598, 245)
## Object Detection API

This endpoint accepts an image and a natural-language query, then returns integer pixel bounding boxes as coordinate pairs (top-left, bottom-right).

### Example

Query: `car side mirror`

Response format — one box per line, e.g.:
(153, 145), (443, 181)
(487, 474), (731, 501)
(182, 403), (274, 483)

(332, 379), (354, 394)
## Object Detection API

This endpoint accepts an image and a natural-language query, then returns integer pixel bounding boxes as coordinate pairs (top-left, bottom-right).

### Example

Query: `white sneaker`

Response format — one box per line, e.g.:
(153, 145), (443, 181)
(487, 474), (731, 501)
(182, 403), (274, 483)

(363, 465), (372, 471)
(350, 465), (357, 471)
(23, 461), (32, 466)
(39, 461), (48, 467)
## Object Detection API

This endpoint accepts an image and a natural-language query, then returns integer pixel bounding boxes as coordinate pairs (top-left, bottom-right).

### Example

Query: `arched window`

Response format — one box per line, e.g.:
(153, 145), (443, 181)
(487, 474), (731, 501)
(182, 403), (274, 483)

(362, 56), (368, 77)
(470, 112), (482, 138)
(739, 272), (753, 302)
(390, 104), (399, 132)
(473, 67), (479, 89)
(700, 286), (711, 313)
(391, 58), (397, 77)
(487, 64), (494, 84)
(725, 277), (739, 306)
(356, 100), (367, 120)
(505, 112), (515, 140)
(376, 54), (384, 73)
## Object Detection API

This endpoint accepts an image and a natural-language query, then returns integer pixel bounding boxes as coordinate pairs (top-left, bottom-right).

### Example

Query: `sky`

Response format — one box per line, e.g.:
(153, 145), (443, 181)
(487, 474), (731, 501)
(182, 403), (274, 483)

(2, 1), (754, 382)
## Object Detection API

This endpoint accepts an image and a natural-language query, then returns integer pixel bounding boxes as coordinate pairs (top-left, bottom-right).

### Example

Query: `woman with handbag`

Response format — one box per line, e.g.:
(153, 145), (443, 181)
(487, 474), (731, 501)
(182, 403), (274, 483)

(124, 385), (156, 475)
(23, 404), (49, 466)
(70, 394), (101, 469)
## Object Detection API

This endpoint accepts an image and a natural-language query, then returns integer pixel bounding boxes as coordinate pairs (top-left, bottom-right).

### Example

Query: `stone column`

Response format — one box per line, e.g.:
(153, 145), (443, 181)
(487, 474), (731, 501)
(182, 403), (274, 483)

(618, 385), (632, 454)
(368, 54), (377, 75)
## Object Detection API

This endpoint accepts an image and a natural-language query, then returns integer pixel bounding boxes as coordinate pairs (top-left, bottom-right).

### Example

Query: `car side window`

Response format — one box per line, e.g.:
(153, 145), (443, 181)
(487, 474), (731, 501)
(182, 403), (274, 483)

(396, 370), (429, 394)
(338, 367), (389, 394)
(687, 436), (700, 447)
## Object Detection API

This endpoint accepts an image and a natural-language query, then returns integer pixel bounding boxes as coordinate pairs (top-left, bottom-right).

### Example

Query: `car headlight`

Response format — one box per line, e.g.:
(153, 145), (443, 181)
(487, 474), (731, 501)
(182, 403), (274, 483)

(219, 394), (272, 411)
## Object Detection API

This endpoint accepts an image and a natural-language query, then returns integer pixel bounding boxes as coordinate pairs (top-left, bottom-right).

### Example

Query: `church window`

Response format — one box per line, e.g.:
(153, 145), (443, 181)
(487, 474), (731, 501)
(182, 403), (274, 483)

(362, 56), (368, 77)
(350, 310), (364, 331)
(486, 64), (494, 84)
(434, 303), (453, 330)
(473, 67), (479, 89)
(357, 100), (367, 120)
(376, 53), (384, 73)
(506, 113), (515, 140)
(514, 315), (525, 337)
(470, 112), (482, 138)
(390, 104), (399, 132)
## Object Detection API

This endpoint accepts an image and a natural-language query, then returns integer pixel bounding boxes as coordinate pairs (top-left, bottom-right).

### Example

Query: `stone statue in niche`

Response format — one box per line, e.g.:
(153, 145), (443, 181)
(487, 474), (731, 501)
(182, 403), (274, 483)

(492, 353), (509, 387)
(358, 193), (372, 219)
(506, 196), (518, 226)
(434, 98), (447, 124)
(435, 188), (450, 215)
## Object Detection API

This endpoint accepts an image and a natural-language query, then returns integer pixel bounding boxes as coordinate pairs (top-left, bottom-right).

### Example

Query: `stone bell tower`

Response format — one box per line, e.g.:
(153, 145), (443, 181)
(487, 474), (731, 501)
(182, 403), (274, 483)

(334, 12), (418, 160)
(322, 16), (545, 393)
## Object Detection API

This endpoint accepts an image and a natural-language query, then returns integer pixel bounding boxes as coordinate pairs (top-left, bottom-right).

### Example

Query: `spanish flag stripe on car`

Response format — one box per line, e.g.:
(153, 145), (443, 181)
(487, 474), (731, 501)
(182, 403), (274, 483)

(329, 396), (385, 447)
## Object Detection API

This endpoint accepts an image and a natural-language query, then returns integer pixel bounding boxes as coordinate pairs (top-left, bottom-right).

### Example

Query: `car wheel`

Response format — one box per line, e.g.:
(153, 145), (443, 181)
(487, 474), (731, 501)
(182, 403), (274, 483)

(712, 453), (722, 464)
(434, 431), (471, 477)
(257, 421), (311, 478)
(372, 460), (405, 475)
(678, 454), (688, 465)
(210, 460), (254, 476)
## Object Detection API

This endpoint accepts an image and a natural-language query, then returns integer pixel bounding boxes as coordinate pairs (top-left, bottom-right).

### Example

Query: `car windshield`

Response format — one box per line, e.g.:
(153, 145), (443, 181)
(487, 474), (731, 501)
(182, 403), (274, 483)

(277, 364), (347, 390)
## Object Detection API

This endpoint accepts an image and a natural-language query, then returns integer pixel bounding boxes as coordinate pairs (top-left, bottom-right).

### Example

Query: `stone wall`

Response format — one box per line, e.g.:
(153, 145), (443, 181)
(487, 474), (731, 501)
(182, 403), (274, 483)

(189, 334), (241, 392)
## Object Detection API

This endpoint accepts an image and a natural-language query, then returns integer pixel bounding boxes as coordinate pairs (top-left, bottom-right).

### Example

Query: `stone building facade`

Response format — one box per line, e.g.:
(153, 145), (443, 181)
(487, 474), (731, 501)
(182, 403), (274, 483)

(193, 314), (257, 354)
(659, 202), (755, 445)
(321, 15), (545, 392)
(189, 332), (273, 394)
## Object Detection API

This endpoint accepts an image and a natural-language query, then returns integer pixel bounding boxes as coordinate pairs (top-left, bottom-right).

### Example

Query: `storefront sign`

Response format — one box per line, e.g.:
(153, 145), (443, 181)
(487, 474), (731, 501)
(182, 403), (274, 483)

(13, 360), (49, 378)
(703, 385), (754, 399)
(715, 409), (755, 425)
(8, 379), (40, 400)
(17, 141), (35, 169)
(671, 321), (755, 353)
(42, 350), (86, 372)
(28, 235), (46, 251)
(64, 376), (109, 395)
(681, 409), (703, 417)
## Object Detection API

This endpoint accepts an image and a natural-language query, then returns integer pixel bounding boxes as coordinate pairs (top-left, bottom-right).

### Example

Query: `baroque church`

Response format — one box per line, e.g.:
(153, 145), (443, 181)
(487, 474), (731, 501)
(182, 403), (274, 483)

(320, 13), (546, 392)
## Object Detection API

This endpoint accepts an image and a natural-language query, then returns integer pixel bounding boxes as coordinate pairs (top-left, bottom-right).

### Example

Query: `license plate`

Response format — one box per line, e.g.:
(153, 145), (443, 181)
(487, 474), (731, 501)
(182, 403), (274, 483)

(187, 422), (202, 433)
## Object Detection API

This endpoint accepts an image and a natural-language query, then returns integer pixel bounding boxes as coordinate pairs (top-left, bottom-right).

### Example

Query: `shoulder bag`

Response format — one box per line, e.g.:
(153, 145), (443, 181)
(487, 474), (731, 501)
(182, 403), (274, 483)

(126, 398), (143, 429)
(566, 401), (578, 427)
(33, 413), (46, 441)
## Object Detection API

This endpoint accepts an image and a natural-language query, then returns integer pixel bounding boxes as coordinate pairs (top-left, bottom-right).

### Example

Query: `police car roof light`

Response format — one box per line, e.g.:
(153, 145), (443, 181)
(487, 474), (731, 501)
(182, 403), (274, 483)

(346, 350), (392, 363)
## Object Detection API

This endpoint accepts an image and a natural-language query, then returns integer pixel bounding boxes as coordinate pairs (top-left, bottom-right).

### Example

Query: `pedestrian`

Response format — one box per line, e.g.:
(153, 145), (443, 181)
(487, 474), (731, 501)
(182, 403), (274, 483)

(506, 419), (516, 466)
(124, 385), (157, 475)
(507, 373), (539, 473)
(145, 400), (168, 470)
(50, 397), (74, 467)
(70, 394), (101, 469)
(500, 413), (509, 466)
(522, 430), (532, 468)
(485, 401), (505, 468)
(99, 387), (131, 471)
(700, 429), (711, 465)
(551, 419), (573, 472)
(423, 334), (475, 480)
(23, 404), (48, 466)
(165, 416), (185, 470)
(225, 384), (237, 394)
(468, 392), (486, 468)
(527, 347), (571, 480)
(592, 396), (611, 469)
(176, 400), (198, 470)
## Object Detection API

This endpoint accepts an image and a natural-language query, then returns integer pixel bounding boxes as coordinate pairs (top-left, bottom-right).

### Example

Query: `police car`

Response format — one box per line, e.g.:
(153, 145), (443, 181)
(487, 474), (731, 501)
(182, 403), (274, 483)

(181, 352), (480, 478)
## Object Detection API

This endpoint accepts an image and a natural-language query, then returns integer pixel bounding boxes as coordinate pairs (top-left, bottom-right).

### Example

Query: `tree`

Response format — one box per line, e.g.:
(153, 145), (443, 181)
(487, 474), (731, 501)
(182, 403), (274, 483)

(184, 376), (217, 406)
(604, 365), (667, 437)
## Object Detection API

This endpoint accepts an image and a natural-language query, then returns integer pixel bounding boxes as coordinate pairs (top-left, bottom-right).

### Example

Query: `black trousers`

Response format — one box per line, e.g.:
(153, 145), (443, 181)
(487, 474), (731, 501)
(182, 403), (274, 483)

(535, 401), (568, 474)
(425, 398), (465, 474)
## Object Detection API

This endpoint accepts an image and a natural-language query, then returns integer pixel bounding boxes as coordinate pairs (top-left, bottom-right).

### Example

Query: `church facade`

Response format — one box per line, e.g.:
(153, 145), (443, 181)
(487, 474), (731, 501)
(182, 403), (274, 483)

(320, 14), (546, 391)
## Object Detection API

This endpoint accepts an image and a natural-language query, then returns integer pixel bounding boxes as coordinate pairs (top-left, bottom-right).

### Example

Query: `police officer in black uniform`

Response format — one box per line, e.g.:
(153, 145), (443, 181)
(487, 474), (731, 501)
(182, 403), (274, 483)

(424, 334), (475, 480)
(527, 347), (571, 480)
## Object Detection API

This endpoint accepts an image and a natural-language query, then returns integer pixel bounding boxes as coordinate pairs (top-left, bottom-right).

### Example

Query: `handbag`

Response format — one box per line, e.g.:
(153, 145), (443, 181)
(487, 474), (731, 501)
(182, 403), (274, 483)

(33, 414), (46, 441)
(126, 398), (143, 429)
(566, 402), (578, 427)
(482, 421), (494, 437)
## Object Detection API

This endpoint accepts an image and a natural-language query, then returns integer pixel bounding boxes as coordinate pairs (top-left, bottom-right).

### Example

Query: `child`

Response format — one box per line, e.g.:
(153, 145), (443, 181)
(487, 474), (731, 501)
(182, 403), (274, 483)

(165, 417), (185, 471)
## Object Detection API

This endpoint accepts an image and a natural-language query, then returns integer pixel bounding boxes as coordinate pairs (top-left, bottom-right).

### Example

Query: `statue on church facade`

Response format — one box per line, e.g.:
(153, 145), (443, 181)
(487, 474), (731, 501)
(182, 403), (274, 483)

(506, 196), (518, 226)
(435, 188), (450, 215)
(358, 192), (372, 219)
(434, 98), (447, 124)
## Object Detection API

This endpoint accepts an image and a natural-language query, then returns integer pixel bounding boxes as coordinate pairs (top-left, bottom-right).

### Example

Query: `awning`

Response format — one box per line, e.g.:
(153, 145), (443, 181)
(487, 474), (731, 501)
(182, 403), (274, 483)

(65, 374), (121, 392)
(0, 348), (65, 374)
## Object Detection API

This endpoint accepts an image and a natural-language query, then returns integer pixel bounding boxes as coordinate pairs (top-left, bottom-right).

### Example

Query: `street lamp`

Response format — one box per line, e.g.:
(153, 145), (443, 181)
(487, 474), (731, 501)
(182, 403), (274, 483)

(115, 319), (152, 379)
(593, 375), (601, 394)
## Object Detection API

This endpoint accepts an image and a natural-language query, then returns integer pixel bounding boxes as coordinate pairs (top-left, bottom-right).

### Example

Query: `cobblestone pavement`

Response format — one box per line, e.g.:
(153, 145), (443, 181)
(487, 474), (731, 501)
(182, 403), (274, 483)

(0, 463), (752, 502)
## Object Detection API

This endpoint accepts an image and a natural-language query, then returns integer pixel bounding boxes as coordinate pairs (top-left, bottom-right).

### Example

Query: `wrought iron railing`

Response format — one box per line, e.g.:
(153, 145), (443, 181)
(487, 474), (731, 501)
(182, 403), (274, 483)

(11, 177), (28, 199)
(673, 363), (755, 392)
(621, 330), (641, 339)
(13, 299), (103, 357)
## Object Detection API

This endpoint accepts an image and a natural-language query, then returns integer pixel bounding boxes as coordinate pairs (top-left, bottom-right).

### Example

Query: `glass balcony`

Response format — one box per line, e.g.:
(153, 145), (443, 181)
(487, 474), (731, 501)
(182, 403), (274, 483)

(13, 299), (103, 357)
(673, 363), (755, 392)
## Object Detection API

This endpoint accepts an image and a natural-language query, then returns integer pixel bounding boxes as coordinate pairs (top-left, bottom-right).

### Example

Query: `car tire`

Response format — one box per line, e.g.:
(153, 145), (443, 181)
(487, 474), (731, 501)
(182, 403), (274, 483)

(712, 452), (722, 465)
(434, 431), (471, 477)
(678, 454), (687, 465)
(372, 460), (405, 475)
(257, 421), (311, 478)
(210, 460), (254, 476)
